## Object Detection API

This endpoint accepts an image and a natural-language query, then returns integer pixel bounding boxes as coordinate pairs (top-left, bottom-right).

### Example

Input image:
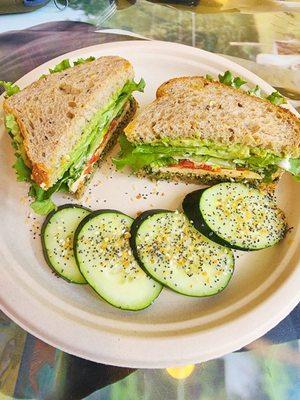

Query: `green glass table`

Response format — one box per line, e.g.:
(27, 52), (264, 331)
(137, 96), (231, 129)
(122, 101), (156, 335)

(0, 1), (299, 399)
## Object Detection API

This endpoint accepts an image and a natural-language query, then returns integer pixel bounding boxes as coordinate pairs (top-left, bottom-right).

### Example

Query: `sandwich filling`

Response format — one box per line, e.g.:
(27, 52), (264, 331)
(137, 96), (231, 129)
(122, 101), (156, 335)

(5, 78), (144, 214)
(69, 99), (132, 193)
(114, 135), (300, 182)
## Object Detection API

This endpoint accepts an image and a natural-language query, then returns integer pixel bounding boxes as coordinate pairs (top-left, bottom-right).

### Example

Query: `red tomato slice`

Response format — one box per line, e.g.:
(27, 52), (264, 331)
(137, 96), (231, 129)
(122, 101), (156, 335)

(197, 163), (221, 172)
(89, 152), (100, 165)
(178, 160), (195, 168)
(83, 132), (111, 175)
(176, 159), (221, 172)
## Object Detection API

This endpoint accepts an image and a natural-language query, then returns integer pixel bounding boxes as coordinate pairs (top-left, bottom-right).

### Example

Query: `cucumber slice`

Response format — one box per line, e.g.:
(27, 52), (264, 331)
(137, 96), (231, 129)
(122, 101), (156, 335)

(74, 210), (162, 311)
(183, 183), (287, 251)
(41, 204), (91, 284)
(130, 210), (234, 297)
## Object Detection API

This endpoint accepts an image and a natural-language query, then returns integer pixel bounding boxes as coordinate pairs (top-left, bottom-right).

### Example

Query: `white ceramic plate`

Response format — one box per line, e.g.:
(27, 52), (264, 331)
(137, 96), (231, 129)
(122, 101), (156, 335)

(0, 41), (299, 368)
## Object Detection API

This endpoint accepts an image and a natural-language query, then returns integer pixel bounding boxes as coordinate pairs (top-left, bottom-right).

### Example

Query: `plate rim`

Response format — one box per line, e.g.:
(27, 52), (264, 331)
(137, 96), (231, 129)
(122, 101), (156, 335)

(0, 40), (299, 368)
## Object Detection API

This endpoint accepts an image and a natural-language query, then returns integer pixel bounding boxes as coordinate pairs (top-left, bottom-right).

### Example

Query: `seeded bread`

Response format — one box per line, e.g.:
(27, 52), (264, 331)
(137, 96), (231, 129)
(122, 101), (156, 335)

(3, 56), (134, 189)
(125, 76), (300, 157)
(139, 165), (280, 193)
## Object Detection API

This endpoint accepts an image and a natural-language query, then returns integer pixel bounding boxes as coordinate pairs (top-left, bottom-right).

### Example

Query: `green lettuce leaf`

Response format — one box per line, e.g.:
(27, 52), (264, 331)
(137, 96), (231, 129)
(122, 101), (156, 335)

(49, 59), (71, 74)
(266, 91), (287, 106)
(248, 85), (261, 97)
(28, 182), (48, 201)
(232, 76), (247, 89)
(5, 114), (29, 163)
(27, 179), (68, 215)
(244, 152), (281, 168)
(73, 56), (96, 66)
(0, 80), (20, 97)
(30, 199), (56, 215)
(41, 57), (95, 78)
(150, 158), (175, 168)
(5, 114), (19, 138)
(113, 135), (162, 171)
(218, 71), (246, 89)
(123, 78), (145, 93)
(260, 165), (279, 183)
(215, 72), (287, 105)
(47, 56), (98, 75)
(13, 157), (31, 182)
(132, 141), (251, 160)
(218, 71), (233, 86)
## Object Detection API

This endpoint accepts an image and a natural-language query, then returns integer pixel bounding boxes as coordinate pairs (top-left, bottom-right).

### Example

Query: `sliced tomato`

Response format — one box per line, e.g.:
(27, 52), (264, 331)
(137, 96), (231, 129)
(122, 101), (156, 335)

(81, 108), (125, 178)
(84, 152), (100, 175)
(107, 119), (118, 133)
(89, 152), (100, 165)
(84, 165), (93, 175)
(197, 163), (221, 172)
(175, 159), (221, 172)
(83, 148), (101, 175)
(83, 132), (110, 175)
(178, 159), (195, 168)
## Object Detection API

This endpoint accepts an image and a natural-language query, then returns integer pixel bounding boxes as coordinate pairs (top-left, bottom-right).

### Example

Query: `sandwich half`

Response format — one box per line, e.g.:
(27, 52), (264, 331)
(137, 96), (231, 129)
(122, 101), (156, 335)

(114, 75), (300, 187)
(2, 56), (143, 213)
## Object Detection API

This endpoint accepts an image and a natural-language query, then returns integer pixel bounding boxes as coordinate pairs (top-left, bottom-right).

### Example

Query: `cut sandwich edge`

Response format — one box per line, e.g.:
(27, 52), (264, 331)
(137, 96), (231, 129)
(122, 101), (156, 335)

(74, 97), (138, 198)
(137, 164), (281, 193)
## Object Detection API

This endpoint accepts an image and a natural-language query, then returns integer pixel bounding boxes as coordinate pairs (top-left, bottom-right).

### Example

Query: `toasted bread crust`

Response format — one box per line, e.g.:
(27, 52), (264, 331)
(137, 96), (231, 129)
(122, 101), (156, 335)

(31, 163), (49, 187)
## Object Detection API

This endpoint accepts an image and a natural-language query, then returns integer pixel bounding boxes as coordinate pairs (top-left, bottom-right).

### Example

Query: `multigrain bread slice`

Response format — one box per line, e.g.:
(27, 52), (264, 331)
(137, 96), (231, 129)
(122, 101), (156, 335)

(125, 76), (300, 157)
(75, 98), (138, 197)
(3, 56), (134, 189)
(138, 165), (281, 193)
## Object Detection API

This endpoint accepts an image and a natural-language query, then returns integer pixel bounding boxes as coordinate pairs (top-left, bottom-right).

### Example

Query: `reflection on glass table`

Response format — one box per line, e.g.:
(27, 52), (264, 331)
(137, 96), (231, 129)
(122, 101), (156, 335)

(68, 0), (300, 14)
(100, 0), (300, 108)
(0, 310), (299, 399)
(2, 1), (300, 71)
(66, 1), (300, 72)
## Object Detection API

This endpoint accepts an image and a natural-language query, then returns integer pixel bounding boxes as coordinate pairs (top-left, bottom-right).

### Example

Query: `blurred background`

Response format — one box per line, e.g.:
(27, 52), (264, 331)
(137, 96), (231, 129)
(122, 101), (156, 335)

(1, 0), (299, 107)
